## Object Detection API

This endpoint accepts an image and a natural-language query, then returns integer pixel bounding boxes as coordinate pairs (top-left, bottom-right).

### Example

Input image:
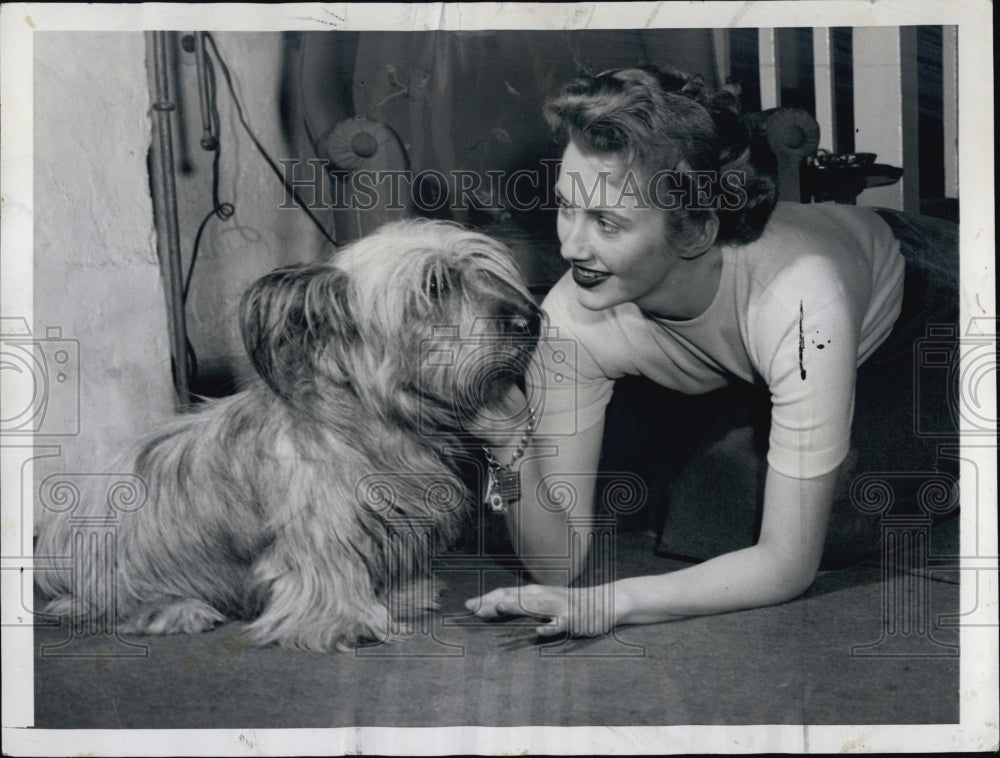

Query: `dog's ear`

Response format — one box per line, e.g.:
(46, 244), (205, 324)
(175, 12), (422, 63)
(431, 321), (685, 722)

(239, 263), (356, 399)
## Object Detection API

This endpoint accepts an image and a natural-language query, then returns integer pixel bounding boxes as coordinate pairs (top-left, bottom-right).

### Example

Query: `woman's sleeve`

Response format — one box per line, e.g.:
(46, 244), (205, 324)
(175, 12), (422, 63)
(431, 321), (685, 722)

(751, 257), (864, 480)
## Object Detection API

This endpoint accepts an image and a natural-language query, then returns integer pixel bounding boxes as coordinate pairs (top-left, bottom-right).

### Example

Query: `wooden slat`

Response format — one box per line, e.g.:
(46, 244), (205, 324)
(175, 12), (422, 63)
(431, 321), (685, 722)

(812, 27), (837, 152)
(852, 26), (920, 212)
(758, 28), (780, 110)
(712, 29), (731, 87)
(942, 25), (959, 199)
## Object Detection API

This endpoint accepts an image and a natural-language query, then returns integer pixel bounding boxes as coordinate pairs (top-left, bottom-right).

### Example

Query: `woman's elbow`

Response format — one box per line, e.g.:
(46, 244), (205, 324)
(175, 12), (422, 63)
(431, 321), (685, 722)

(756, 544), (823, 604)
(771, 558), (821, 603)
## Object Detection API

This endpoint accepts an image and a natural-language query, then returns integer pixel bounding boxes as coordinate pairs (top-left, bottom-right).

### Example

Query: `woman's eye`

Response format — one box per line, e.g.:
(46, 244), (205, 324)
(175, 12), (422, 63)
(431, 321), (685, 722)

(596, 217), (619, 234)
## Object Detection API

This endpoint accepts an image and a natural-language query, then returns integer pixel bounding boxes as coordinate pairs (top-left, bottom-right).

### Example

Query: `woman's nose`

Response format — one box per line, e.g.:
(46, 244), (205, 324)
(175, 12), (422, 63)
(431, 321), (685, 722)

(559, 214), (587, 261)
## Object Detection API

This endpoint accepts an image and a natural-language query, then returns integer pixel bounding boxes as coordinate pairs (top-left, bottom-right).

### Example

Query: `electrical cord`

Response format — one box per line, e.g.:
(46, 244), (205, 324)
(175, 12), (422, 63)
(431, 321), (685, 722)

(181, 46), (233, 388)
(184, 51), (234, 303)
(203, 32), (339, 248)
(183, 56), (236, 302)
(181, 33), (338, 390)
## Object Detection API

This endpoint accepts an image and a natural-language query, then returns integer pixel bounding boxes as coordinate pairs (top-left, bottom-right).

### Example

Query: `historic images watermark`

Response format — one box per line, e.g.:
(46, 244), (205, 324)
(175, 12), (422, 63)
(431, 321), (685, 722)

(276, 160), (752, 214)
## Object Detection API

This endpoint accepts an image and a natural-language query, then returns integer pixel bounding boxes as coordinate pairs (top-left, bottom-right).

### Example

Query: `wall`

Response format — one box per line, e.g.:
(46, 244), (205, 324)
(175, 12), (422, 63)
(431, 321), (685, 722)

(29, 32), (336, 522)
(32, 32), (176, 522)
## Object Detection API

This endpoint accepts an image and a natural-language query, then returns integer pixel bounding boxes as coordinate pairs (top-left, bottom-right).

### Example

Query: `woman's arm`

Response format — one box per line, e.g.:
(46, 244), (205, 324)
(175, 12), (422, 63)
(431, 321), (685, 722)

(469, 257), (849, 630)
(614, 464), (837, 624)
(506, 419), (605, 586)
(469, 463), (838, 634)
(475, 386), (606, 586)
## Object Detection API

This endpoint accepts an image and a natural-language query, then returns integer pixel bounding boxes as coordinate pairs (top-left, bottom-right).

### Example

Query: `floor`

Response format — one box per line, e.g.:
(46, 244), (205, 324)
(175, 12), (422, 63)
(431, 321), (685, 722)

(32, 518), (959, 729)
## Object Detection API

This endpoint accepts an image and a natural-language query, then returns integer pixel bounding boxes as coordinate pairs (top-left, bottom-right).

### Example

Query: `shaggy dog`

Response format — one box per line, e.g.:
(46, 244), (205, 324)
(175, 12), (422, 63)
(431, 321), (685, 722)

(35, 219), (541, 652)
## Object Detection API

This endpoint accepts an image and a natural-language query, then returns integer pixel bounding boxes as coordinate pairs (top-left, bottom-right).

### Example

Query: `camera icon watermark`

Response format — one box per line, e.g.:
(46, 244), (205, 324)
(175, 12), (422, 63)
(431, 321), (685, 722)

(0, 316), (80, 436)
(914, 317), (997, 438)
(417, 321), (578, 440)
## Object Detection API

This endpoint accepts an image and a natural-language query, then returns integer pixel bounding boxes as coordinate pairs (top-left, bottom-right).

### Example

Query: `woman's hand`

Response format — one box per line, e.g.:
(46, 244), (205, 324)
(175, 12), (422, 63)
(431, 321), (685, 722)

(465, 583), (620, 637)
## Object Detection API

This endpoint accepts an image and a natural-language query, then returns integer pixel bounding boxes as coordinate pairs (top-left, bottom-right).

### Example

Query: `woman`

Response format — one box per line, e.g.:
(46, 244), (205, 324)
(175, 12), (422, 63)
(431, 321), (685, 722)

(464, 66), (920, 637)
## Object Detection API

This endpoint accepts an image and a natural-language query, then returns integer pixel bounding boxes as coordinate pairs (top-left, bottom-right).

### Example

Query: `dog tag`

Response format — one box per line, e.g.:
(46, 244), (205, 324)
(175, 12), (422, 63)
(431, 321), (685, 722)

(485, 470), (506, 513)
(485, 467), (520, 514)
(494, 468), (520, 504)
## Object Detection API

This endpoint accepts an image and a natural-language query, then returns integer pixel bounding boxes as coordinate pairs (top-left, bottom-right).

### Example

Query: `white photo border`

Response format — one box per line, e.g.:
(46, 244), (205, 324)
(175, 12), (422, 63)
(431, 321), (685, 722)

(1, 1), (995, 755)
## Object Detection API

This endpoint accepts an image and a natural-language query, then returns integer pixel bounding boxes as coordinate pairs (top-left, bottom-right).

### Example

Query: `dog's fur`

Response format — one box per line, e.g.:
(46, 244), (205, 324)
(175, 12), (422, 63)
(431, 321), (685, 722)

(35, 219), (541, 652)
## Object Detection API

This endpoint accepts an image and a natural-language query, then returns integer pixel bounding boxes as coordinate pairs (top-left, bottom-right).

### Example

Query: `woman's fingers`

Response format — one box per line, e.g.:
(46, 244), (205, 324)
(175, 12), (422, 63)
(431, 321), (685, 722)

(465, 585), (563, 619)
(464, 593), (501, 618)
(535, 617), (567, 636)
(498, 601), (555, 619)
(465, 587), (524, 617)
(466, 585), (610, 637)
(494, 602), (542, 618)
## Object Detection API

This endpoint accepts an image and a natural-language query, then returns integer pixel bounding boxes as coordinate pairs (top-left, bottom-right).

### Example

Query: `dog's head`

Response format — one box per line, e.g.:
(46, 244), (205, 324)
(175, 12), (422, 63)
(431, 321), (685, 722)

(240, 219), (541, 433)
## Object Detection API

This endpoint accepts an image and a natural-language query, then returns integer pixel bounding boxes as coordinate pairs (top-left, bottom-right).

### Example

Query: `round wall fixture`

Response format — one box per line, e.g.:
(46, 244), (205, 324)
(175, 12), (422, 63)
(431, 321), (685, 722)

(318, 116), (408, 172)
(762, 107), (821, 161)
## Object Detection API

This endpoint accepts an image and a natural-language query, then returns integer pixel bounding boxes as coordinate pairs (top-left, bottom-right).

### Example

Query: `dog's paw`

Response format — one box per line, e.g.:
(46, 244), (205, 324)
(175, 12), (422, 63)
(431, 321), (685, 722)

(253, 604), (394, 653)
(119, 599), (226, 636)
(41, 594), (79, 619)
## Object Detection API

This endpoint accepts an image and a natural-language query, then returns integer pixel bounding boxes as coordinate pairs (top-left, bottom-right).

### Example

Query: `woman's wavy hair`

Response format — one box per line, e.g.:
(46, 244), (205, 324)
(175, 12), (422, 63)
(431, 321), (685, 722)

(544, 65), (778, 248)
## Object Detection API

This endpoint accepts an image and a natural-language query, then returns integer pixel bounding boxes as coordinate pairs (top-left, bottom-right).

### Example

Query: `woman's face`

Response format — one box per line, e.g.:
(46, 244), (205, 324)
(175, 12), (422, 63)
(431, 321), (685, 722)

(554, 141), (681, 313)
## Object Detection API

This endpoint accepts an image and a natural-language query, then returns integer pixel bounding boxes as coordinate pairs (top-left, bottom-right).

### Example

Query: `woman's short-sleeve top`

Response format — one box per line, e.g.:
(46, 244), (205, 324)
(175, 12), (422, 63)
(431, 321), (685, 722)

(530, 202), (905, 479)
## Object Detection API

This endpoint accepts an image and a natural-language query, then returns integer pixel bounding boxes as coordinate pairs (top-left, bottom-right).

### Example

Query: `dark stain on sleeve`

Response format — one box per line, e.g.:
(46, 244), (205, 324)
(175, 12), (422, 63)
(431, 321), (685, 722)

(799, 300), (807, 380)
(812, 331), (831, 350)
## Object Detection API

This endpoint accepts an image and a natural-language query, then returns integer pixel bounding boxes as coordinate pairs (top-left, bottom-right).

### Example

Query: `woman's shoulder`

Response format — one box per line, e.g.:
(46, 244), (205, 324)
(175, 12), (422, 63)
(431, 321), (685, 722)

(736, 202), (896, 291)
(763, 202), (895, 252)
(762, 201), (885, 239)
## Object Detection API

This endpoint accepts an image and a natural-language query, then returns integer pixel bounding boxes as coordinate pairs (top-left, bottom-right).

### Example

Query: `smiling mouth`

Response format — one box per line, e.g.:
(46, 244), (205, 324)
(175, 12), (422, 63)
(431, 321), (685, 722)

(571, 265), (611, 289)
